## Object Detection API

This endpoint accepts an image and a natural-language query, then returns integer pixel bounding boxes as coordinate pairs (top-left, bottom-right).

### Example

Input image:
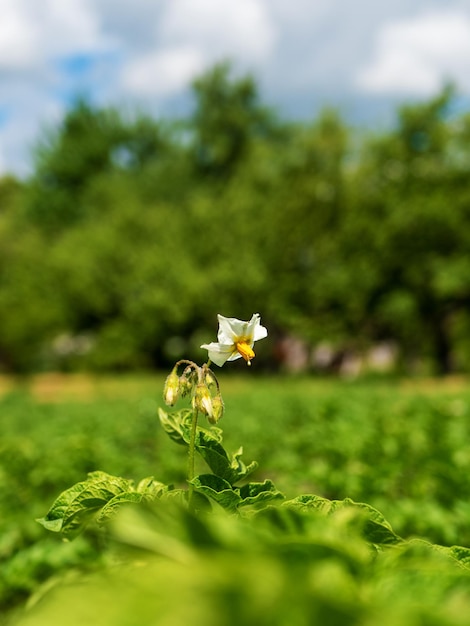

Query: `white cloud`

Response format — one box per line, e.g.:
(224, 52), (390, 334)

(356, 10), (470, 95)
(121, 47), (205, 98)
(119, 0), (276, 98)
(160, 0), (276, 63)
(39, 0), (109, 55)
(0, 1), (39, 69)
(0, 0), (108, 71)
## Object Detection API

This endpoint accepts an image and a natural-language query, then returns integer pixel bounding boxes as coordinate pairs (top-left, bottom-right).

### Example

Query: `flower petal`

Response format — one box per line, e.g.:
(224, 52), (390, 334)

(200, 341), (236, 367)
(217, 315), (247, 343)
(244, 313), (267, 343)
(253, 322), (268, 342)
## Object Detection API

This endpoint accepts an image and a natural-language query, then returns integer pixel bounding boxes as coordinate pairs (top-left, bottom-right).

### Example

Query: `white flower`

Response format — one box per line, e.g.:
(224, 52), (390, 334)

(201, 314), (268, 367)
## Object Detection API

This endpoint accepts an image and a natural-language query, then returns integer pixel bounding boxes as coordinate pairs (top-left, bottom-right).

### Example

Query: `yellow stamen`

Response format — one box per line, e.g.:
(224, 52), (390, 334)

(236, 341), (255, 365)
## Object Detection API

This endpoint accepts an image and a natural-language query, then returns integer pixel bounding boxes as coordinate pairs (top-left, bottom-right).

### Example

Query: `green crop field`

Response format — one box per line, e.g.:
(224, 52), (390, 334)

(3, 374), (470, 625)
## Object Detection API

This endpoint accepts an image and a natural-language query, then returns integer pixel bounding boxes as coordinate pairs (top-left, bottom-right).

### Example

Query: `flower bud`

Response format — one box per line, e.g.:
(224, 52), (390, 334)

(208, 394), (224, 424)
(205, 371), (217, 391)
(163, 368), (180, 406)
(179, 371), (196, 397)
(193, 382), (213, 417)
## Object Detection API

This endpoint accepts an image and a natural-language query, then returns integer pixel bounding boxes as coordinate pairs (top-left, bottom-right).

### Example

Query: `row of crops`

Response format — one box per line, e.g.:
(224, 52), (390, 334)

(3, 374), (470, 624)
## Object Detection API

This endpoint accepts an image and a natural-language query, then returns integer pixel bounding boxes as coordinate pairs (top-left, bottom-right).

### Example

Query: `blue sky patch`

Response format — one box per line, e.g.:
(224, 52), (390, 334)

(0, 107), (10, 128)
(57, 53), (98, 77)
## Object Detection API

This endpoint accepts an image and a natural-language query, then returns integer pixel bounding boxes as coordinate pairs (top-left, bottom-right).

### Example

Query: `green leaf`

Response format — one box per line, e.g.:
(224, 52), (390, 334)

(194, 431), (256, 485)
(158, 408), (191, 446)
(194, 428), (229, 456)
(238, 480), (285, 508)
(230, 447), (258, 482)
(37, 471), (136, 537)
(190, 474), (242, 512)
(284, 494), (338, 514)
(136, 477), (167, 495)
(448, 545), (470, 569)
(283, 494), (401, 546)
(96, 492), (148, 525)
(363, 519), (401, 546)
(197, 445), (238, 484)
(96, 479), (168, 525)
(193, 429), (237, 483)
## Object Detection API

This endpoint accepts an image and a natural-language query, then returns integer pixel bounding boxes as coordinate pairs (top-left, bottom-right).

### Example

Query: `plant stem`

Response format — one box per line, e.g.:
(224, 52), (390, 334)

(187, 406), (199, 505)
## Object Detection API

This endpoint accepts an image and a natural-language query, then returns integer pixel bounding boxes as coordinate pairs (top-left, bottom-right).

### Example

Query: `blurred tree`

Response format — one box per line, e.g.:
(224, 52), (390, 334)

(256, 110), (350, 343)
(190, 63), (279, 178)
(0, 175), (23, 214)
(1, 69), (470, 374)
(25, 100), (170, 232)
(347, 86), (470, 373)
(0, 218), (63, 371)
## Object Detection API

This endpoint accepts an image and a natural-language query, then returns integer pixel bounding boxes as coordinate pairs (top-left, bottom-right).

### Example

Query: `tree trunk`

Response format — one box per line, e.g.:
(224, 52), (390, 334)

(432, 313), (453, 375)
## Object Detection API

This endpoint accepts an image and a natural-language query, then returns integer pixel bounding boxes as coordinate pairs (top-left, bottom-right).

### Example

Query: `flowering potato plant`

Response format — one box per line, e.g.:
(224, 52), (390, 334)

(38, 314), (283, 534)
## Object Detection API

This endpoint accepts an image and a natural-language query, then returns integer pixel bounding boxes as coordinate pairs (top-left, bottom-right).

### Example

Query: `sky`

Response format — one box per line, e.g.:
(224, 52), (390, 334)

(1, 0), (470, 177)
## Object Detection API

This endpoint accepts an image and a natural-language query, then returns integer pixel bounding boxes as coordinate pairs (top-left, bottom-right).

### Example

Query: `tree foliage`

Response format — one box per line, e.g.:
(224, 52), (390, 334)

(1, 66), (470, 373)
